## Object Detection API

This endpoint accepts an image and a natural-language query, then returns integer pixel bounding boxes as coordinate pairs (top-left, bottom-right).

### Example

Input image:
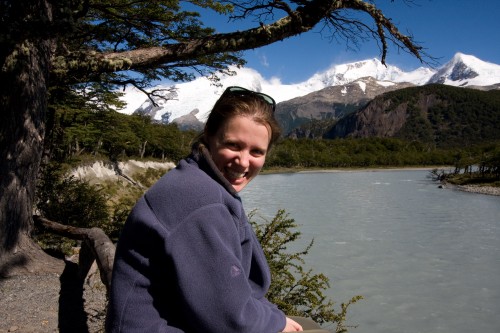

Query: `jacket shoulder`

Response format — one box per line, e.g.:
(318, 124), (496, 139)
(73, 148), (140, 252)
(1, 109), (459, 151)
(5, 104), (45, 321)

(142, 159), (243, 230)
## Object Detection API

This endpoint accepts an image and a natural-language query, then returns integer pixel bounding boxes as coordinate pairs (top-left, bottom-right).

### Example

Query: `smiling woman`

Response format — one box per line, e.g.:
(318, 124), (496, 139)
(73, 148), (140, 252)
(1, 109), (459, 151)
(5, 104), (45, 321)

(201, 86), (279, 193)
(106, 86), (328, 332)
(208, 116), (270, 192)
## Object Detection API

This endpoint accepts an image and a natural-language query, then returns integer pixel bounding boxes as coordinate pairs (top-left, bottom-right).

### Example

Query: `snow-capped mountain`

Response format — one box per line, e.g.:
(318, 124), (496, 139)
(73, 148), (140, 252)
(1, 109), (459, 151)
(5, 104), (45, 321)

(428, 53), (500, 86)
(305, 58), (434, 87)
(121, 66), (324, 123)
(119, 53), (500, 124)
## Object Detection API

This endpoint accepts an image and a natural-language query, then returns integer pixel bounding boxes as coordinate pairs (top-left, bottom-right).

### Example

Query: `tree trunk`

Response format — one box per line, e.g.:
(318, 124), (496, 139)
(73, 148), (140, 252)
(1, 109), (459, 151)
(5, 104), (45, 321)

(0, 1), (63, 276)
(140, 140), (147, 159)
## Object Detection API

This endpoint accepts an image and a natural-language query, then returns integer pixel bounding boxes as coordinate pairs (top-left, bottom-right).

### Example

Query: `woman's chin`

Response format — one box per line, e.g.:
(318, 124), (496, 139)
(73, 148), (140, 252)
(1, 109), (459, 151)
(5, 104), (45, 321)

(227, 178), (249, 192)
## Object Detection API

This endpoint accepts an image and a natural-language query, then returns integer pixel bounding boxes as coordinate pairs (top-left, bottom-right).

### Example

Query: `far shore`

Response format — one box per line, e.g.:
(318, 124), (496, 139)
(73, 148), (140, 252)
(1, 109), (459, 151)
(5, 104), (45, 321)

(261, 166), (500, 196)
(261, 165), (451, 174)
(299, 166), (448, 173)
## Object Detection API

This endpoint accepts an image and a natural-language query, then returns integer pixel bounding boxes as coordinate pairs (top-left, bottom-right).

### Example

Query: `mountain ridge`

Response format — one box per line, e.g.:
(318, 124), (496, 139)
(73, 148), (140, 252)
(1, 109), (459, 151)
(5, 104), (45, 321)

(120, 53), (500, 129)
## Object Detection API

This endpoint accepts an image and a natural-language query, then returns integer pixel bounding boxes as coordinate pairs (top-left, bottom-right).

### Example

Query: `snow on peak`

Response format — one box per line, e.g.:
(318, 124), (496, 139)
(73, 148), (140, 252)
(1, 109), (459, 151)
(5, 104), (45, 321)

(306, 58), (407, 87)
(451, 52), (483, 66)
(428, 52), (500, 86)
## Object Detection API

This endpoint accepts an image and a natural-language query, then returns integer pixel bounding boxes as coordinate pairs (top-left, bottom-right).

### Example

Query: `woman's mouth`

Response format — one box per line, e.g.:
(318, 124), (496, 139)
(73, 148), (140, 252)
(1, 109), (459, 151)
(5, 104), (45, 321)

(225, 169), (246, 180)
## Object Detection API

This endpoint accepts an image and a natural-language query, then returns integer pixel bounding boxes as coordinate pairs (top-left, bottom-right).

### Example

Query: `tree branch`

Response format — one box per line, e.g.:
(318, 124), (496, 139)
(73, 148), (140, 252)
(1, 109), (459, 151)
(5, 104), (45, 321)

(50, 0), (427, 85)
(33, 216), (115, 293)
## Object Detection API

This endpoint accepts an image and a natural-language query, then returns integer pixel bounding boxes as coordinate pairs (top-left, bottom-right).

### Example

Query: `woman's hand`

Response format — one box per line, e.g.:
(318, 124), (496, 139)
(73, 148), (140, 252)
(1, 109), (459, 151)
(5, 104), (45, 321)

(282, 317), (303, 332)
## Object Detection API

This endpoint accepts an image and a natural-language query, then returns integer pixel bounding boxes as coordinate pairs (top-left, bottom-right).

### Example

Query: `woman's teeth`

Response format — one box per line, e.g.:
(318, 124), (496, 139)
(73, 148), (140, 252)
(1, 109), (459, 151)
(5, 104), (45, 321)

(226, 169), (246, 179)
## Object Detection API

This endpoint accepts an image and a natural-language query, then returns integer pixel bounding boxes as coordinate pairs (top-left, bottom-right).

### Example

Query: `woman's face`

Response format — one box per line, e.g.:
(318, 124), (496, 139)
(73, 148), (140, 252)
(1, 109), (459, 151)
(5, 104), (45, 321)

(208, 116), (271, 192)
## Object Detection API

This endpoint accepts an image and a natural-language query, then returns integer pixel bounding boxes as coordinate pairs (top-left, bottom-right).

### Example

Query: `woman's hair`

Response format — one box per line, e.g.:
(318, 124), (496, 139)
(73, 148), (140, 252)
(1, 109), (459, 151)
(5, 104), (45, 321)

(199, 91), (281, 149)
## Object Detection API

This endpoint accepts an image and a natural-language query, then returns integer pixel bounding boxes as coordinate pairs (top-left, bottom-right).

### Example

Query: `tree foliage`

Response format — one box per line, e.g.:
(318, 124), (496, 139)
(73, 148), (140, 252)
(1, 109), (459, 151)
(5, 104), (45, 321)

(44, 100), (500, 173)
(34, 158), (172, 254)
(46, 106), (464, 170)
(47, 103), (196, 164)
(430, 143), (500, 186)
(266, 137), (456, 169)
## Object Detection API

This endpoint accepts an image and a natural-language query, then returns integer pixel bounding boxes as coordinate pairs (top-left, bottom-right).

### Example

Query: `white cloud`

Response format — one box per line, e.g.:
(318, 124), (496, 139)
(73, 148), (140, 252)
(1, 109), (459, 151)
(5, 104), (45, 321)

(259, 54), (269, 68)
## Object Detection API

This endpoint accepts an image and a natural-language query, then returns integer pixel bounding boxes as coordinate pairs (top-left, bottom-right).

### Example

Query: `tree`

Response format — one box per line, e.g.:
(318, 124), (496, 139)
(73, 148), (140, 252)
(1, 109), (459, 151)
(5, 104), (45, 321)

(0, 0), (426, 274)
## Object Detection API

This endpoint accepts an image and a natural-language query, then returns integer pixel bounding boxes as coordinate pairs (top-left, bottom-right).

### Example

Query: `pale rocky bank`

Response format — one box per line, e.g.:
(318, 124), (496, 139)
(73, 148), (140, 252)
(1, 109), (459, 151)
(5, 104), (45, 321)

(450, 184), (500, 196)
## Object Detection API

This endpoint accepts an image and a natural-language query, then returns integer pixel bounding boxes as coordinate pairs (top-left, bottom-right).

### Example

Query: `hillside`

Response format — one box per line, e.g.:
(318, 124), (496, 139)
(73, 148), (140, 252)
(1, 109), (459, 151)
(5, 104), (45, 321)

(275, 77), (415, 134)
(324, 84), (500, 147)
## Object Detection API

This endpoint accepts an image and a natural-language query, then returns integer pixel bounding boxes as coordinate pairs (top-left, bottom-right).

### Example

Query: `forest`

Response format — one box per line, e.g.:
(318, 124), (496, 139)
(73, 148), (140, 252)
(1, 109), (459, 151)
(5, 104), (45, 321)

(46, 93), (500, 173)
(380, 84), (500, 147)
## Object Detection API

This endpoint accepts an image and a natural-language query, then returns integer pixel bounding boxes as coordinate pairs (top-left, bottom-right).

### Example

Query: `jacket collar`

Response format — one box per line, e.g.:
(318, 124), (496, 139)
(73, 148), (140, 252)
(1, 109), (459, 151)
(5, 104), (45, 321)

(190, 142), (239, 198)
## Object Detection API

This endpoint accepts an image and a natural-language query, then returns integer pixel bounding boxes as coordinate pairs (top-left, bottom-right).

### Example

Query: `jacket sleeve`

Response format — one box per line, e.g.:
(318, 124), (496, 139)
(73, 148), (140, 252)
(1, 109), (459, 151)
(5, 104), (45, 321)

(106, 198), (186, 333)
(166, 203), (286, 333)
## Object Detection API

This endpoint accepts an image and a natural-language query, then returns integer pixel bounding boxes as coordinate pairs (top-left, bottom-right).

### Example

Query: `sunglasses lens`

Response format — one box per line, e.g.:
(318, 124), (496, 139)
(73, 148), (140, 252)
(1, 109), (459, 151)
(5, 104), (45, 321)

(225, 86), (276, 111)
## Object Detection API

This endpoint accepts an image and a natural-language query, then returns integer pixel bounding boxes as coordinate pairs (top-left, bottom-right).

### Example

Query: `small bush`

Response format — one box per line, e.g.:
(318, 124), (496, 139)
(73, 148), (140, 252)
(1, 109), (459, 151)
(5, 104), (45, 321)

(249, 209), (362, 333)
(35, 163), (110, 255)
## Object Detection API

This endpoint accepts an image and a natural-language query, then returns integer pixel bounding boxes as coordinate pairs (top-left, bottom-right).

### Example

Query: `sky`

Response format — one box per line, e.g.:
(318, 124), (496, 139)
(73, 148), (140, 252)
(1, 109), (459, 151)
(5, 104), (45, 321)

(198, 0), (500, 84)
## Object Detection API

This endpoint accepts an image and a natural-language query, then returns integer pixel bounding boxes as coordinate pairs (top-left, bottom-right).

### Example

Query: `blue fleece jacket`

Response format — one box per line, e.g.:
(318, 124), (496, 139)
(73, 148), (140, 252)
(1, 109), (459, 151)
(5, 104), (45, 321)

(106, 146), (286, 333)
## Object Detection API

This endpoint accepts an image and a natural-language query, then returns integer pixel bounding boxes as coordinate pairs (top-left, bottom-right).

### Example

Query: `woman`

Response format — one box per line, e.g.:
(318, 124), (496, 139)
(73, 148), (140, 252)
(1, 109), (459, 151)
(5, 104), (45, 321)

(106, 86), (323, 332)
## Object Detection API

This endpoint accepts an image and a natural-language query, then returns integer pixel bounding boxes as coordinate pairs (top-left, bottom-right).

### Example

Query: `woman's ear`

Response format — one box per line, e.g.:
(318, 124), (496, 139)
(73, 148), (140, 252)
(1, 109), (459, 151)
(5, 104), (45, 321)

(202, 129), (209, 146)
(201, 128), (214, 151)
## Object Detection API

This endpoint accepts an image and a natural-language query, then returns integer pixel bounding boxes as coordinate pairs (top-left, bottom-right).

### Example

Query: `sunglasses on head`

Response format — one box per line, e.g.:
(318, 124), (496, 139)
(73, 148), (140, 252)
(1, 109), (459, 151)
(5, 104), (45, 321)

(222, 86), (276, 112)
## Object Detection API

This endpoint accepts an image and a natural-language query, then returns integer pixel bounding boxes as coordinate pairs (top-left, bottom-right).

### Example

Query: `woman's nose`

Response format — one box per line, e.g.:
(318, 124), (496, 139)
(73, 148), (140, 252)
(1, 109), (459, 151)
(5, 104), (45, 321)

(236, 151), (250, 168)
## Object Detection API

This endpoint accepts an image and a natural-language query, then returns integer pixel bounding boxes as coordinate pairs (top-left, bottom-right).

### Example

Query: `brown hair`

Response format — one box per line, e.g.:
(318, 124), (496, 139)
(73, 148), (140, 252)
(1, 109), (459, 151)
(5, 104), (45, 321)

(200, 92), (281, 149)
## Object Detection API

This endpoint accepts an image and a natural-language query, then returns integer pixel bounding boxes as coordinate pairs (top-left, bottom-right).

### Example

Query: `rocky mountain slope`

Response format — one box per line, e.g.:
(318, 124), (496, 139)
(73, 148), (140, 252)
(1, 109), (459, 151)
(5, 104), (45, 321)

(275, 77), (415, 134)
(324, 84), (500, 147)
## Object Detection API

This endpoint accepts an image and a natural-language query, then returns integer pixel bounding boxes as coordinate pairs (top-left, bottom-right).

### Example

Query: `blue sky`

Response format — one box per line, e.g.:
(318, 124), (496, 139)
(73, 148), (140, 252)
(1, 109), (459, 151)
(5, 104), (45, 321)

(200, 0), (500, 84)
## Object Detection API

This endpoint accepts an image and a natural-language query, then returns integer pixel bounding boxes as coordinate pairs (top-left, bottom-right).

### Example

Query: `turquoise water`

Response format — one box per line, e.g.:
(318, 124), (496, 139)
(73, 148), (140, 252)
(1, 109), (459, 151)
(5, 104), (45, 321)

(241, 170), (500, 333)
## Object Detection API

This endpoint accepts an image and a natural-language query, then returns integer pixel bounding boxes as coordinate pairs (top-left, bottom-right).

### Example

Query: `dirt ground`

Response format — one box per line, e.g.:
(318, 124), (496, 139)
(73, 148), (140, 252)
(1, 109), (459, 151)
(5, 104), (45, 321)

(0, 260), (107, 333)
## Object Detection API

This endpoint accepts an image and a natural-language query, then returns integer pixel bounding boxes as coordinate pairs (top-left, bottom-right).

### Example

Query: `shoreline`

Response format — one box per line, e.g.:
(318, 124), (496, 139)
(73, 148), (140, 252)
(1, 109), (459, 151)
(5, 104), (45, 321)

(440, 182), (500, 196)
(297, 166), (445, 173)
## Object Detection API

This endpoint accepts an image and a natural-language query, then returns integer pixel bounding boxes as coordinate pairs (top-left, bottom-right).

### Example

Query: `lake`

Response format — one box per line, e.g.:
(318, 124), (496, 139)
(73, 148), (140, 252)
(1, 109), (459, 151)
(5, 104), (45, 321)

(240, 169), (500, 333)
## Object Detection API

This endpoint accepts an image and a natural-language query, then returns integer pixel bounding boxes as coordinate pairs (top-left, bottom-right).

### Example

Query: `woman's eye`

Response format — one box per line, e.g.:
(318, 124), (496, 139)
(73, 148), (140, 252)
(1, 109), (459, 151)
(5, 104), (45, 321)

(252, 149), (265, 156)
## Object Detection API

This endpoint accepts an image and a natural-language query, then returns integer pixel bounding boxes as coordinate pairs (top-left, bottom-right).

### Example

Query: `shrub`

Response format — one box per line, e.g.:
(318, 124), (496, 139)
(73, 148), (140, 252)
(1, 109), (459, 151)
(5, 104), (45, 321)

(249, 209), (362, 333)
(35, 163), (110, 255)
